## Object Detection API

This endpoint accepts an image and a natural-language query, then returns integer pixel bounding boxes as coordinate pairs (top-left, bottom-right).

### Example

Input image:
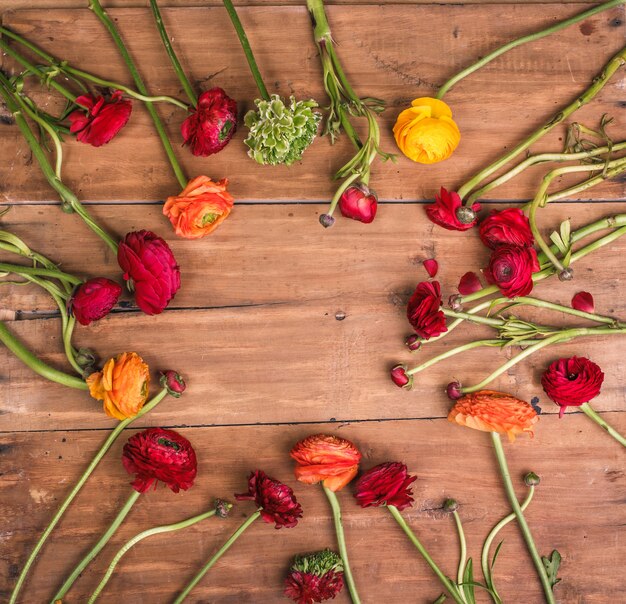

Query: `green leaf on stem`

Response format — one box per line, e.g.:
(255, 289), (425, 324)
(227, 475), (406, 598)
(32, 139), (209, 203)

(541, 550), (562, 589)
(490, 540), (504, 571)
(462, 558), (476, 601)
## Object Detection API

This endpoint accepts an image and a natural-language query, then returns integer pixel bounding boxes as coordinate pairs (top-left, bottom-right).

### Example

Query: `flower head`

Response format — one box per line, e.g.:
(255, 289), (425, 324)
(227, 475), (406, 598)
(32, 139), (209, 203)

(479, 208), (534, 249)
(448, 390), (539, 442)
(69, 90), (132, 147)
(484, 244), (540, 298)
(426, 188), (480, 231)
(541, 356), (604, 417)
(244, 95), (321, 165)
(407, 281), (447, 340)
(86, 352), (150, 420)
(117, 230), (181, 315)
(159, 370), (186, 398)
(122, 427), (197, 493)
(354, 462), (416, 511)
(290, 434), (361, 492)
(235, 470), (302, 529)
(390, 365), (412, 389)
(393, 97), (460, 164)
(69, 277), (122, 326)
(181, 87), (237, 156)
(284, 550), (344, 604)
(338, 183), (377, 224)
(163, 176), (234, 239)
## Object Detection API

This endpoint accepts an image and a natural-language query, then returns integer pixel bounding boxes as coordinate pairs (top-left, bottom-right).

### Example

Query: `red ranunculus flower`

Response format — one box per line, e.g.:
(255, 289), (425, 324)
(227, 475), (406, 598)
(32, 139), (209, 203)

(338, 183), (377, 224)
(390, 365), (412, 389)
(479, 208), (534, 249)
(122, 427), (197, 493)
(354, 462), (417, 511)
(68, 90), (132, 147)
(425, 188), (480, 231)
(69, 277), (122, 326)
(181, 87), (237, 156)
(235, 470), (302, 529)
(541, 356), (604, 417)
(407, 281), (447, 339)
(484, 244), (540, 298)
(284, 550), (344, 604)
(285, 572), (323, 604)
(159, 370), (186, 398)
(117, 230), (181, 315)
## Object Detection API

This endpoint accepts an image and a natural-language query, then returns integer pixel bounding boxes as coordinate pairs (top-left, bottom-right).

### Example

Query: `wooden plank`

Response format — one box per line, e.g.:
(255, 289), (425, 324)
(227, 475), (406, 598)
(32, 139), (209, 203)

(1, 5), (625, 202)
(1, 418), (624, 602)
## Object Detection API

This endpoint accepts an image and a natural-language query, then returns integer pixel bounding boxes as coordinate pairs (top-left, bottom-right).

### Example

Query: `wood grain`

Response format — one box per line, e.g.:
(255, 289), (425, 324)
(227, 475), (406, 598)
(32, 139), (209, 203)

(1, 417), (624, 603)
(1, 5), (625, 202)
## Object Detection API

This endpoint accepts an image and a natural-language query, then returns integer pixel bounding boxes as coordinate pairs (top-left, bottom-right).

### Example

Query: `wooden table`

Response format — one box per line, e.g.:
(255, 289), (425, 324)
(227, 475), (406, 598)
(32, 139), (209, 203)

(0, 3), (624, 602)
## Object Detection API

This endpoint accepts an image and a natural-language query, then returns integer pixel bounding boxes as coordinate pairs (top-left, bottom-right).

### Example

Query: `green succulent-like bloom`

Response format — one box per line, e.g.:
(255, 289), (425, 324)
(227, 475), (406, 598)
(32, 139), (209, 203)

(290, 549), (344, 576)
(244, 94), (321, 166)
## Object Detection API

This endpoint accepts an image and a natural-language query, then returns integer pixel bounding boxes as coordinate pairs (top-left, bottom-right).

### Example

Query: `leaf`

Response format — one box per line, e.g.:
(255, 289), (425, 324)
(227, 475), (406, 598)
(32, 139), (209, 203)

(559, 220), (571, 247)
(463, 558), (476, 601)
(549, 231), (567, 255)
(541, 550), (562, 589)
(432, 595), (447, 604)
(491, 540), (505, 570)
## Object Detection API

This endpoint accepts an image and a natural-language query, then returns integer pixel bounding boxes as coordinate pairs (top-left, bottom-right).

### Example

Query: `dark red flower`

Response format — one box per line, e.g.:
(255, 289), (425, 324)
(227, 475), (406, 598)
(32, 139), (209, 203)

(181, 87), (237, 156)
(69, 277), (121, 325)
(338, 183), (377, 224)
(117, 230), (181, 315)
(541, 356), (604, 417)
(235, 470), (302, 529)
(484, 245), (540, 298)
(69, 90), (132, 147)
(479, 208), (534, 249)
(122, 427), (197, 493)
(407, 281), (447, 339)
(572, 291), (594, 313)
(354, 462), (417, 511)
(458, 271), (482, 295)
(284, 550), (344, 604)
(391, 365), (412, 389)
(425, 188), (480, 231)
(285, 572), (323, 604)
(159, 370), (186, 398)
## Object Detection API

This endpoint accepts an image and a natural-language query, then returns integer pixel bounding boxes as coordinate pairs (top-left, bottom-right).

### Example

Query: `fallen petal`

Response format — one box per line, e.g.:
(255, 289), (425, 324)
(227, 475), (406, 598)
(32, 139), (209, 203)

(423, 258), (438, 278)
(571, 291), (594, 313)
(458, 271), (482, 295)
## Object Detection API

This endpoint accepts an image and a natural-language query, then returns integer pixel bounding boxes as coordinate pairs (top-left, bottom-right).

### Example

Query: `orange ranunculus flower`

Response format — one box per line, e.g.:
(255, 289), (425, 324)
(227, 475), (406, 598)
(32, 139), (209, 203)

(448, 390), (538, 442)
(290, 434), (361, 492)
(87, 352), (150, 420)
(393, 97), (460, 164)
(163, 175), (234, 239)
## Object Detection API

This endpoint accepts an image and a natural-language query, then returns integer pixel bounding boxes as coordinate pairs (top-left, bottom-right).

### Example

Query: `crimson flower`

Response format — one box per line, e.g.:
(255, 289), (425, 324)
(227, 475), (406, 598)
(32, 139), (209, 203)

(68, 90), (132, 147)
(284, 550), (344, 604)
(354, 462), (417, 511)
(122, 428), (197, 493)
(407, 281), (447, 339)
(479, 208), (534, 249)
(235, 470), (302, 529)
(181, 87), (237, 156)
(117, 230), (181, 315)
(338, 183), (377, 224)
(69, 277), (122, 325)
(484, 244), (540, 298)
(425, 188), (480, 231)
(541, 356), (604, 417)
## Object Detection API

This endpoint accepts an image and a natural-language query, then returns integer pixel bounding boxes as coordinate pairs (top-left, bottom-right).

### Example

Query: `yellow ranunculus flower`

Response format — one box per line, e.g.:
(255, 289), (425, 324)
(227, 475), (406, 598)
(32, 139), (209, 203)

(393, 97), (460, 164)
(87, 352), (150, 420)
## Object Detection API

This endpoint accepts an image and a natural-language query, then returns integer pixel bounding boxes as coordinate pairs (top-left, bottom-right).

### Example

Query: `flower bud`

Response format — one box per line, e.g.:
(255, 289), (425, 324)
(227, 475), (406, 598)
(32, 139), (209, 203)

(524, 472), (540, 486)
(338, 183), (378, 224)
(214, 498), (232, 518)
(405, 334), (422, 352)
(558, 267), (574, 281)
(391, 365), (412, 389)
(443, 498), (459, 512)
(448, 294), (463, 311)
(319, 213), (335, 228)
(69, 278), (122, 326)
(75, 347), (97, 370)
(160, 370), (186, 398)
(446, 381), (462, 400)
(455, 206), (477, 225)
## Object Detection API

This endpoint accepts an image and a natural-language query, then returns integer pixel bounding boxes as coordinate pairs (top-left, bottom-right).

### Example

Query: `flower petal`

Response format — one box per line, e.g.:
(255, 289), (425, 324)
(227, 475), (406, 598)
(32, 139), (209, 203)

(423, 258), (438, 278)
(571, 291), (594, 313)
(458, 271), (482, 295)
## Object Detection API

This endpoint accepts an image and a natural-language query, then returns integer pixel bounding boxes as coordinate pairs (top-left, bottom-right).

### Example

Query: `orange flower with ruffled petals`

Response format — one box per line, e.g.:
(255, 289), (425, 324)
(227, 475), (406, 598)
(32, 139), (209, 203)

(163, 175), (234, 239)
(87, 352), (150, 420)
(290, 434), (361, 492)
(448, 390), (538, 442)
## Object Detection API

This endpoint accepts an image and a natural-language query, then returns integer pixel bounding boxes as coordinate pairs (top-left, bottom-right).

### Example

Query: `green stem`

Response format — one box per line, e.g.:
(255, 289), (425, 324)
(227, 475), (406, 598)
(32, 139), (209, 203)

(437, 0), (626, 99)
(88, 0), (187, 189)
(490, 433), (555, 604)
(457, 43), (626, 202)
(323, 486), (361, 604)
(451, 510), (468, 603)
(0, 262), (81, 285)
(173, 510), (261, 603)
(148, 0), (198, 106)
(388, 505), (465, 604)
(8, 388), (168, 604)
(222, 0), (269, 101)
(0, 321), (86, 389)
(51, 490), (142, 603)
(580, 403), (626, 447)
(408, 340), (505, 376)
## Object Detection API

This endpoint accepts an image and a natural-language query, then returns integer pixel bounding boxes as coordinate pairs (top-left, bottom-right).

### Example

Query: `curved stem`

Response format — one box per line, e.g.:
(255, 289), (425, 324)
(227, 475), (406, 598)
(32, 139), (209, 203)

(437, 0), (625, 99)
(451, 510), (468, 603)
(0, 262), (81, 285)
(88, 0), (187, 189)
(387, 505), (465, 604)
(408, 340), (505, 376)
(323, 486), (361, 604)
(580, 403), (626, 447)
(173, 510), (261, 603)
(88, 506), (226, 603)
(8, 388), (168, 604)
(222, 0), (269, 101)
(148, 0), (198, 106)
(490, 433), (555, 604)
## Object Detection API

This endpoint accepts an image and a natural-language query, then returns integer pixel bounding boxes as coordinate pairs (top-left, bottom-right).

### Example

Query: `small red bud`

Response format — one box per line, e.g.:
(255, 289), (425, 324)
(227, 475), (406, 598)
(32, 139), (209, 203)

(160, 370), (186, 398)
(405, 334), (422, 352)
(391, 365), (413, 389)
(446, 381), (463, 400)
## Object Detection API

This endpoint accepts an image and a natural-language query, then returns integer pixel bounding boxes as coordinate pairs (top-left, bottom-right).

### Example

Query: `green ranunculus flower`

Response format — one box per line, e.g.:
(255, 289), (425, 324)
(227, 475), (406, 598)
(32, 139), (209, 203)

(243, 94), (321, 166)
